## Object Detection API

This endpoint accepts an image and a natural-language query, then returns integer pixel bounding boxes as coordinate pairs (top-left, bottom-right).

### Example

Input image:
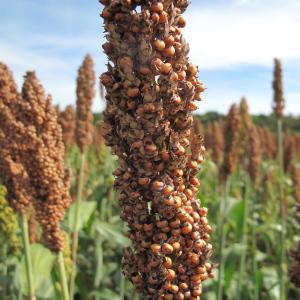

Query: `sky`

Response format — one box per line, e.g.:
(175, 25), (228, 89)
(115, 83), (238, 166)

(0, 0), (299, 115)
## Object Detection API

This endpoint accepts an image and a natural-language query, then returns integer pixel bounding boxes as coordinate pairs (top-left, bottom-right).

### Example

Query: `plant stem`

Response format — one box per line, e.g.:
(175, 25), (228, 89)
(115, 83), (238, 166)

(57, 251), (70, 300)
(70, 151), (86, 299)
(20, 213), (35, 300)
(216, 176), (231, 300)
(93, 234), (103, 300)
(277, 119), (286, 300)
(120, 273), (125, 300)
(237, 175), (250, 300)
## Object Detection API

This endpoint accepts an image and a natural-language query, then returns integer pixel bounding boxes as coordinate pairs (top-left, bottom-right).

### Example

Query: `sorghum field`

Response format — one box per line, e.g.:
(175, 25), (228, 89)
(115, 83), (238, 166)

(1, 1), (300, 300)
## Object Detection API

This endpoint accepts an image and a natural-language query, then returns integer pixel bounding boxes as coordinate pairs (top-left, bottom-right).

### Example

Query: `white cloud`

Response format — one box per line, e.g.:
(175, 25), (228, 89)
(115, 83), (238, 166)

(186, 0), (300, 69)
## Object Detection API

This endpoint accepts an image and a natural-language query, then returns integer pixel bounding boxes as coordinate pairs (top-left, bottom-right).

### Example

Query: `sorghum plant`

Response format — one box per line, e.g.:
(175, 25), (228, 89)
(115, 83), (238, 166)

(248, 126), (261, 185)
(273, 57), (286, 300)
(100, 0), (213, 299)
(238, 97), (252, 166)
(290, 165), (300, 287)
(0, 65), (71, 300)
(70, 54), (95, 298)
(273, 58), (285, 119)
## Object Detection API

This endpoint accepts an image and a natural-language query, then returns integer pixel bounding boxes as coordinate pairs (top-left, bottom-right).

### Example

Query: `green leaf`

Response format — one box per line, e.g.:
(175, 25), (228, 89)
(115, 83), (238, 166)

(67, 201), (97, 231)
(95, 221), (130, 246)
(20, 244), (55, 296)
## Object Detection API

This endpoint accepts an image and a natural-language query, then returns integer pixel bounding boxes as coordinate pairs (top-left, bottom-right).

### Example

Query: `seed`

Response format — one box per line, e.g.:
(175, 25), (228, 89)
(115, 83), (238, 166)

(154, 39), (166, 51)
(164, 46), (176, 57)
(160, 63), (172, 75)
(164, 257), (173, 268)
(192, 289), (202, 297)
(161, 151), (170, 161)
(138, 177), (150, 185)
(163, 185), (174, 196)
(150, 244), (161, 253)
(151, 12), (160, 23)
(165, 35), (175, 45)
(151, 2), (164, 13)
(159, 11), (168, 23)
(152, 57), (163, 69)
(198, 83), (206, 92)
(157, 220), (168, 228)
(145, 144), (157, 152)
(199, 207), (208, 216)
(100, 73), (113, 86)
(152, 180), (164, 190)
(102, 7), (111, 19)
(170, 284), (179, 293)
(173, 196), (182, 208)
(188, 64), (197, 76)
(171, 228), (181, 237)
(170, 218), (180, 228)
(181, 222), (193, 234)
(177, 16), (186, 28)
(167, 269), (176, 280)
(170, 72), (179, 81)
(175, 145), (185, 155)
(175, 292), (185, 300)
(127, 87), (140, 97)
(178, 70), (186, 80)
(187, 102), (198, 111)
(190, 177), (200, 186)
(172, 242), (181, 250)
(119, 56), (133, 69)
(164, 197), (175, 206)
(139, 66), (151, 75)
(162, 243), (174, 254)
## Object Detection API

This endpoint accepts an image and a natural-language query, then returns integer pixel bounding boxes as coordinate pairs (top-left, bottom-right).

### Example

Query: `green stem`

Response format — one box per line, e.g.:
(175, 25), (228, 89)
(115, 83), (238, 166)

(120, 273), (125, 300)
(251, 187), (259, 300)
(217, 176), (231, 300)
(70, 151), (86, 299)
(277, 119), (286, 300)
(57, 252), (70, 300)
(20, 213), (35, 300)
(237, 175), (250, 300)
(93, 235), (103, 300)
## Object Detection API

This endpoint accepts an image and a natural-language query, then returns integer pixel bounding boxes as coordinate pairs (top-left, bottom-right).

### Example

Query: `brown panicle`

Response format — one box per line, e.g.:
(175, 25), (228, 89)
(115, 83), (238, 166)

(59, 105), (76, 150)
(248, 126), (261, 184)
(238, 97), (252, 164)
(76, 54), (95, 152)
(100, 1), (213, 298)
(283, 134), (296, 173)
(272, 58), (285, 119)
(20, 71), (72, 252)
(211, 121), (224, 166)
(0, 63), (35, 213)
(221, 104), (241, 182)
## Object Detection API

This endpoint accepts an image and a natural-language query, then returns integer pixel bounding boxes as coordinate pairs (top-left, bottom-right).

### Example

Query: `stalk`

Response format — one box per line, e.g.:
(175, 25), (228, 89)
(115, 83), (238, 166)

(93, 234), (103, 300)
(237, 175), (250, 299)
(250, 185), (259, 300)
(120, 273), (125, 300)
(20, 213), (35, 300)
(57, 251), (70, 300)
(69, 151), (86, 299)
(277, 119), (286, 300)
(217, 176), (231, 300)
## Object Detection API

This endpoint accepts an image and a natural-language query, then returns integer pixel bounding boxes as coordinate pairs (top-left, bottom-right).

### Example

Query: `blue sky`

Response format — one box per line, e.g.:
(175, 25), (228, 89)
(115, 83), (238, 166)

(1, 0), (300, 114)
